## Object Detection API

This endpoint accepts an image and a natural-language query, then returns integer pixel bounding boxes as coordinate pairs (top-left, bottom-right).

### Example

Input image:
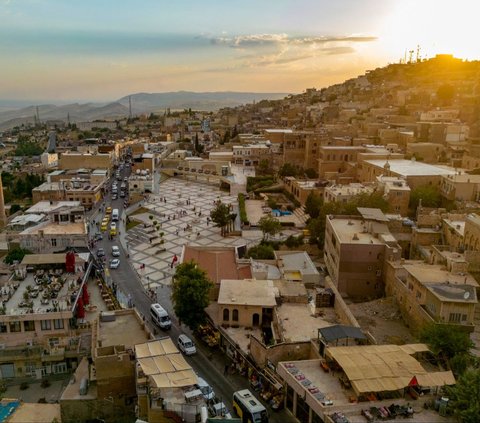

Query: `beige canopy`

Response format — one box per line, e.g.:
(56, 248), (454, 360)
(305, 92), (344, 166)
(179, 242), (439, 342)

(326, 344), (455, 395)
(135, 339), (198, 388)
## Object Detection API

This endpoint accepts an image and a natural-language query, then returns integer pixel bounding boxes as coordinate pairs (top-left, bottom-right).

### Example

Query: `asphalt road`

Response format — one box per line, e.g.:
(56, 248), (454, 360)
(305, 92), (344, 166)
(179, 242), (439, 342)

(89, 163), (295, 423)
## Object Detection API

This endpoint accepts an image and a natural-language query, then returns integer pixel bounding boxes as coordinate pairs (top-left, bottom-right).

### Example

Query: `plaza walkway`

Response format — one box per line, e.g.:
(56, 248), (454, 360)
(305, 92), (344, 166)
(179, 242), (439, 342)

(124, 178), (262, 289)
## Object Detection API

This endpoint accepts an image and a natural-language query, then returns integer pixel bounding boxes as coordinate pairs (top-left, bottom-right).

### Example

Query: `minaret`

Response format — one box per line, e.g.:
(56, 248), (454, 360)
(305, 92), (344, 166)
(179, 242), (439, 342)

(0, 176), (7, 229)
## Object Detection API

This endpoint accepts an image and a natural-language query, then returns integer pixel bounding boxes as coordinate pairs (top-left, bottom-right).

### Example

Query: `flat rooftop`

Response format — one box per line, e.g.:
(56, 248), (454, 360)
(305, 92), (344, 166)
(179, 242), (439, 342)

(443, 174), (480, 183)
(325, 184), (374, 197)
(8, 403), (61, 423)
(218, 279), (277, 307)
(277, 303), (336, 343)
(328, 216), (390, 245)
(275, 251), (319, 276)
(20, 220), (86, 236)
(2, 268), (84, 316)
(97, 311), (150, 349)
(365, 159), (457, 177)
(26, 201), (82, 214)
(61, 357), (97, 400)
(404, 263), (479, 287)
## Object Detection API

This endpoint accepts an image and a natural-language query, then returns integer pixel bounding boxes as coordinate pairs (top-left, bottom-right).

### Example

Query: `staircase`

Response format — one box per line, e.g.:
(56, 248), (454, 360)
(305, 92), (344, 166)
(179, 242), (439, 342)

(293, 208), (309, 228)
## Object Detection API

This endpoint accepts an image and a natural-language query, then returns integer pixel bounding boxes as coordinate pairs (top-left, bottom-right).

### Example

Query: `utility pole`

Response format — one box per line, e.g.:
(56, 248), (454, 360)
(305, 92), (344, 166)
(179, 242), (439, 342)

(128, 96), (132, 120)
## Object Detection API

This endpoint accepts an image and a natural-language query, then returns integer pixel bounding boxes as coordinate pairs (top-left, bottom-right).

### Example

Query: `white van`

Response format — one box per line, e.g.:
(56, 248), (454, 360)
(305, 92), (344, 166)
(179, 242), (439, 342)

(111, 208), (119, 222)
(178, 334), (196, 355)
(150, 303), (171, 330)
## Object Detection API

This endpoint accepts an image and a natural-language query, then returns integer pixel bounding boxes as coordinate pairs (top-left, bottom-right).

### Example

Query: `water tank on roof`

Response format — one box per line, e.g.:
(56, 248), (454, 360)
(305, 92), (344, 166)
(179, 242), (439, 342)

(79, 378), (88, 395)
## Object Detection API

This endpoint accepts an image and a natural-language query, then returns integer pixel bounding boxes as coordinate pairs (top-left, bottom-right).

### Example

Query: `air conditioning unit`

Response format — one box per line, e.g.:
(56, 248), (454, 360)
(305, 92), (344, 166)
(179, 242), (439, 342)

(26, 340), (34, 347)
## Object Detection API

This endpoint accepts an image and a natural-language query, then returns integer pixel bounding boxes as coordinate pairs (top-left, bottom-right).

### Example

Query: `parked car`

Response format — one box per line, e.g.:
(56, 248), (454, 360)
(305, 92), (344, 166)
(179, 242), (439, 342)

(96, 248), (105, 258)
(197, 377), (215, 401)
(177, 334), (196, 355)
(111, 246), (120, 257)
(109, 259), (120, 269)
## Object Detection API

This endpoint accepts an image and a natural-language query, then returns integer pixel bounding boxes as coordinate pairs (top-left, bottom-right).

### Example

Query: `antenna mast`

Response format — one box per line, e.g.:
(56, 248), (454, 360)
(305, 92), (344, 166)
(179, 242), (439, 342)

(128, 96), (132, 119)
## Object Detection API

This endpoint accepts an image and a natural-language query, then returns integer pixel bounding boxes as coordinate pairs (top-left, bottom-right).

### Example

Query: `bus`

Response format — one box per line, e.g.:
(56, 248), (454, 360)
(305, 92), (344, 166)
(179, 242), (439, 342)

(232, 389), (268, 423)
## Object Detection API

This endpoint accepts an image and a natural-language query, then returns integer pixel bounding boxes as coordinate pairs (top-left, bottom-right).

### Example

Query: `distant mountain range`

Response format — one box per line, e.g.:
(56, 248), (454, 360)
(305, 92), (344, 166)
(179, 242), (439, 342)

(0, 91), (289, 131)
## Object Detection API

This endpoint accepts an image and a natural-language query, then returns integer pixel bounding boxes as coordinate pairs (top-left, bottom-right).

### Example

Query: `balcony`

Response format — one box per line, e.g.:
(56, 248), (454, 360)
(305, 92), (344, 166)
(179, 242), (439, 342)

(0, 345), (43, 361)
(42, 347), (65, 362)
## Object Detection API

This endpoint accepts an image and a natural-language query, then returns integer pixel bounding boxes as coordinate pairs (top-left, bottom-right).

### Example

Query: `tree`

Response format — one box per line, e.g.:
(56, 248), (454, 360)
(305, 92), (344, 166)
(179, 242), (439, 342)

(304, 168), (318, 179)
(278, 163), (299, 177)
(436, 84), (455, 106)
(4, 247), (31, 264)
(409, 186), (442, 211)
(305, 192), (323, 219)
(420, 324), (473, 362)
(258, 215), (282, 241)
(447, 368), (480, 423)
(257, 159), (274, 176)
(171, 261), (213, 330)
(246, 244), (275, 259)
(210, 201), (232, 236)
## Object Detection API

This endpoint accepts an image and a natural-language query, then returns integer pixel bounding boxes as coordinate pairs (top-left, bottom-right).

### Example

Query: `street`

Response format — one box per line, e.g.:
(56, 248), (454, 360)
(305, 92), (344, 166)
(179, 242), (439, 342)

(88, 162), (295, 423)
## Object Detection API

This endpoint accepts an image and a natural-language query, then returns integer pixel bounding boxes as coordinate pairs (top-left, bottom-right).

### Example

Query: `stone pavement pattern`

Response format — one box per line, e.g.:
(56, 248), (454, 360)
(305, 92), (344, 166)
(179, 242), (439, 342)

(126, 178), (261, 289)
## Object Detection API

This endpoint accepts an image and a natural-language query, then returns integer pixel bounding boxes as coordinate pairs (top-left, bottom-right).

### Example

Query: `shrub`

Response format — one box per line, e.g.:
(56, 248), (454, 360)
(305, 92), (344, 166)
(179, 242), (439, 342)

(238, 193), (249, 224)
(246, 244), (275, 259)
(20, 382), (29, 390)
(41, 379), (51, 388)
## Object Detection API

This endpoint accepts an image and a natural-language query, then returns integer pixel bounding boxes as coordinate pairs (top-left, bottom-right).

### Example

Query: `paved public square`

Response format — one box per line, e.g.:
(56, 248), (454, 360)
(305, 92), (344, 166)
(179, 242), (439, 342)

(125, 178), (262, 289)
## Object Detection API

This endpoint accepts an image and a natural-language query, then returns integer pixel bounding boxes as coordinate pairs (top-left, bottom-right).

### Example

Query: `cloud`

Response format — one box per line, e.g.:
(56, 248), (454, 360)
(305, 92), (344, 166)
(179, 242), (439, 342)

(203, 32), (370, 70)
(209, 33), (377, 49)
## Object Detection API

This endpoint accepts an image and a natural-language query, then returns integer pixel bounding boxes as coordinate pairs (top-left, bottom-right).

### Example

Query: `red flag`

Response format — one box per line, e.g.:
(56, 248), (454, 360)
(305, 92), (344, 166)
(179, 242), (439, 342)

(408, 376), (418, 386)
(76, 297), (85, 319)
(82, 284), (90, 305)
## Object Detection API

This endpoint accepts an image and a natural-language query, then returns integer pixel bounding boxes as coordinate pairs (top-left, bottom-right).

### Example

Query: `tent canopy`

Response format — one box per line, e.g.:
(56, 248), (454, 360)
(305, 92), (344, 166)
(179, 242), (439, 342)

(135, 339), (198, 389)
(326, 344), (455, 395)
(319, 325), (366, 343)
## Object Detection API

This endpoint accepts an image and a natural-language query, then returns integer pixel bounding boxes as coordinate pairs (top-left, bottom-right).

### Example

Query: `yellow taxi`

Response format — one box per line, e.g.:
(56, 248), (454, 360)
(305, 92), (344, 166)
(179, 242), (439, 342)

(105, 206), (112, 215)
(110, 227), (117, 236)
(101, 221), (108, 231)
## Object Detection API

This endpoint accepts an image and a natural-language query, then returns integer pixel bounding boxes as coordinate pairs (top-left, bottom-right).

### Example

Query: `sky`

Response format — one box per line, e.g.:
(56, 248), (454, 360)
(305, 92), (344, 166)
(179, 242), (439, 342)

(1, 0), (479, 103)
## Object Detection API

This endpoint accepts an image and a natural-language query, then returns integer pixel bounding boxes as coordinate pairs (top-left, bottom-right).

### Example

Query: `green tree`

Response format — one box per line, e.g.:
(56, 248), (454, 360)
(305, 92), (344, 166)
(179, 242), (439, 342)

(447, 368), (480, 423)
(304, 168), (318, 179)
(420, 324), (473, 362)
(171, 261), (213, 330)
(257, 159), (274, 176)
(409, 186), (442, 211)
(246, 244), (275, 259)
(278, 163), (299, 177)
(210, 201), (232, 236)
(304, 192), (323, 219)
(258, 215), (282, 241)
(4, 247), (31, 264)
(436, 84), (455, 106)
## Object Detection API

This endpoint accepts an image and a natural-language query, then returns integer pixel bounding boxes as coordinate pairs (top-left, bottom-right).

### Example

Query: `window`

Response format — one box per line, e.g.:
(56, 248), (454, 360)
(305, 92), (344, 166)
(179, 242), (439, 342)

(449, 313), (462, 323)
(416, 291), (421, 300)
(232, 309), (239, 322)
(53, 319), (64, 330)
(223, 309), (230, 321)
(25, 362), (36, 376)
(0, 323), (7, 333)
(9, 321), (21, 333)
(41, 320), (52, 331)
(51, 238), (57, 247)
(24, 321), (35, 332)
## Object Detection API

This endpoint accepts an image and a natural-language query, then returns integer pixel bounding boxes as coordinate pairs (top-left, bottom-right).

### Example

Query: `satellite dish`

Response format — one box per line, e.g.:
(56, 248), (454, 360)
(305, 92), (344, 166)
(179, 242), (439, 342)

(464, 291), (470, 300)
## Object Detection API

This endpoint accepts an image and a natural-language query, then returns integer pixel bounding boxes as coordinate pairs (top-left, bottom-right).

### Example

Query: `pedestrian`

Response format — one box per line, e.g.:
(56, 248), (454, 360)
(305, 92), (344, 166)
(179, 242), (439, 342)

(224, 364), (229, 376)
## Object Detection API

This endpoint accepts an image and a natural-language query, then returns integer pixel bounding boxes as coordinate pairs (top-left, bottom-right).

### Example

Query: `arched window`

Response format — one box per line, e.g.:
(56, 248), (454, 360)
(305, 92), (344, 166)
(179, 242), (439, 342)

(223, 308), (230, 321)
(232, 309), (239, 321)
